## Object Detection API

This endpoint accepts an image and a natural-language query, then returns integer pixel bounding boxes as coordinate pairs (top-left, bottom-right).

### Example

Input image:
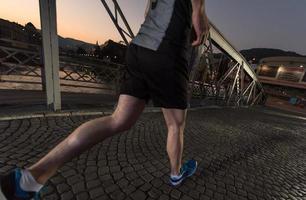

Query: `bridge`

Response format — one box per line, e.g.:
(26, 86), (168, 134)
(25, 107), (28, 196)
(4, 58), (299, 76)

(0, 0), (305, 200)
(0, 0), (264, 113)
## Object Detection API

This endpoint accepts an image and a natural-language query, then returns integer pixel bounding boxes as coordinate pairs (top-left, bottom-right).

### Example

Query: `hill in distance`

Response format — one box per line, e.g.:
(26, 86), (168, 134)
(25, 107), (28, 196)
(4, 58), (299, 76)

(0, 18), (96, 51)
(240, 48), (306, 64)
(58, 36), (95, 51)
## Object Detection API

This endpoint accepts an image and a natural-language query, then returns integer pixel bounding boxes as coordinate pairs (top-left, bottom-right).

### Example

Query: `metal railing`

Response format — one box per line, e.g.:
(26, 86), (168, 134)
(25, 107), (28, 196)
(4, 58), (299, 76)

(0, 39), (123, 95)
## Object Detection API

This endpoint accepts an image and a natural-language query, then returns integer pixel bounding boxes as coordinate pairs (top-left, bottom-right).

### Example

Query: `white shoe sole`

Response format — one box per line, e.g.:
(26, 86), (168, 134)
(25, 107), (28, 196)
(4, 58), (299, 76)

(170, 178), (183, 186)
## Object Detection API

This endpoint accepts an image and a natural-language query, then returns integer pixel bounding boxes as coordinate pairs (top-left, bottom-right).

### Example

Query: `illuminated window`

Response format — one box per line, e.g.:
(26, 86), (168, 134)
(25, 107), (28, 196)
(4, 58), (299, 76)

(258, 65), (279, 78)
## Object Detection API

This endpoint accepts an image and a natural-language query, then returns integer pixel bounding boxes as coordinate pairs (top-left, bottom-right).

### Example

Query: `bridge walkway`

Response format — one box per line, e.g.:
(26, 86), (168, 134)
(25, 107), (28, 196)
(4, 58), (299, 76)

(0, 107), (305, 200)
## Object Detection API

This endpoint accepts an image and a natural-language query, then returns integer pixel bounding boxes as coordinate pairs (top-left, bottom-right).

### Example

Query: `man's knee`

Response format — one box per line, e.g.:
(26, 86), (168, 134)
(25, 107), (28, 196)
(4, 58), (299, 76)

(110, 113), (134, 133)
(167, 121), (185, 134)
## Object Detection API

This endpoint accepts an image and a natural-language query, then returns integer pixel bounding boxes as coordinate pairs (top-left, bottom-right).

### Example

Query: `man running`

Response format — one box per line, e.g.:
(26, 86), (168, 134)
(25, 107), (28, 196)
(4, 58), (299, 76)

(0, 0), (209, 199)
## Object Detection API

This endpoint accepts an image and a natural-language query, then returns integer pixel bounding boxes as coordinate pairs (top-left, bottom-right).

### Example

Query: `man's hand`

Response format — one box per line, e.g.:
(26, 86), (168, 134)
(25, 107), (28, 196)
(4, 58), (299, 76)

(191, 0), (210, 46)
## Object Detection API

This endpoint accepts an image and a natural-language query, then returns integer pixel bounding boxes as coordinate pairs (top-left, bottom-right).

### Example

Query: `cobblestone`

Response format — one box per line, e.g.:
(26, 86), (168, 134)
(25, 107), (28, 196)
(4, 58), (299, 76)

(0, 107), (306, 199)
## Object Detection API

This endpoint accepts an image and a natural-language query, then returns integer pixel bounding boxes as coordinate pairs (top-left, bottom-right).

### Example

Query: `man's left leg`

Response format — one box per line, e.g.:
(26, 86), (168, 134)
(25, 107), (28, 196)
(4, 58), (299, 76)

(162, 108), (197, 186)
(162, 108), (187, 175)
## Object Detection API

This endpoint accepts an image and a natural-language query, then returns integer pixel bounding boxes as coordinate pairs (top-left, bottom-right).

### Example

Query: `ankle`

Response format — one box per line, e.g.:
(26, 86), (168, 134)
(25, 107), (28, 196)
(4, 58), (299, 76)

(170, 166), (181, 177)
(19, 169), (44, 192)
(170, 169), (181, 177)
(27, 168), (47, 185)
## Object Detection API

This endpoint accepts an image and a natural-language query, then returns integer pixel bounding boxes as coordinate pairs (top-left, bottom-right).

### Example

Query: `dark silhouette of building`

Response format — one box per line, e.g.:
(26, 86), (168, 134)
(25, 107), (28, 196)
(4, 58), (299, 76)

(0, 18), (127, 64)
(0, 19), (27, 42)
(100, 40), (127, 64)
(0, 19), (40, 44)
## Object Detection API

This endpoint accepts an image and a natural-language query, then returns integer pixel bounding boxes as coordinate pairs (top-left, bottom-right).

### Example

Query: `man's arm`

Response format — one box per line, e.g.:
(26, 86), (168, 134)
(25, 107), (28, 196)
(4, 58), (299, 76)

(191, 0), (210, 46)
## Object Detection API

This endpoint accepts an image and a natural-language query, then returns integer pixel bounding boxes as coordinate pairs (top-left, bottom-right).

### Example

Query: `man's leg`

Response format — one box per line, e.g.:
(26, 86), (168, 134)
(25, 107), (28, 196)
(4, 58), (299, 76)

(162, 108), (187, 176)
(28, 94), (145, 185)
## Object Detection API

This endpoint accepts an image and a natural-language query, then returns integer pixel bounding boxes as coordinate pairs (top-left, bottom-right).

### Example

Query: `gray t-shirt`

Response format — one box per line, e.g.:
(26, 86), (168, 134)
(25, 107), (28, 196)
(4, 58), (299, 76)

(132, 0), (192, 51)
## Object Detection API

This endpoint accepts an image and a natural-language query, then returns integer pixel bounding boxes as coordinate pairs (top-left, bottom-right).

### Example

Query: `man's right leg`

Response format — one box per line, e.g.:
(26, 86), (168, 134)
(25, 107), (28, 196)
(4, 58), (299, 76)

(0, 94), (145, 199)
(28, 95), (145, 184)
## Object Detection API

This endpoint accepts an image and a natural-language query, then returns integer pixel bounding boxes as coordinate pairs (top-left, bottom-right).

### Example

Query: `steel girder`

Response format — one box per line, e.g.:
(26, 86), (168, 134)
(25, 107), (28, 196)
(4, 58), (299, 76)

(99, 0), (134, 45)
(209, 23), (265, 106)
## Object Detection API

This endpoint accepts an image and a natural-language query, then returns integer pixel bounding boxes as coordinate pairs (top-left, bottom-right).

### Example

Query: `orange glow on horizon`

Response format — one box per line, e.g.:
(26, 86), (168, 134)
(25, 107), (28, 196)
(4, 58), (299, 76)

(1, 14), (121, 45)
(0, 0), (136, 45)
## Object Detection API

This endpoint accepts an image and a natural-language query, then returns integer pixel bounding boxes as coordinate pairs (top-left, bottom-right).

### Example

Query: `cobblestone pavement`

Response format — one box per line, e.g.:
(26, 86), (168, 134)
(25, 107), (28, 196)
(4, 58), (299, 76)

(0, 107), (306, 200)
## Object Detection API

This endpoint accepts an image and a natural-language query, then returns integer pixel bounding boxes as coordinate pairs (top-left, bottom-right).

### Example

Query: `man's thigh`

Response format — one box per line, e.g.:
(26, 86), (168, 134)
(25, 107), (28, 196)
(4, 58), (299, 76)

(112, 94), (146, 127)
(139, 43), (189, 110)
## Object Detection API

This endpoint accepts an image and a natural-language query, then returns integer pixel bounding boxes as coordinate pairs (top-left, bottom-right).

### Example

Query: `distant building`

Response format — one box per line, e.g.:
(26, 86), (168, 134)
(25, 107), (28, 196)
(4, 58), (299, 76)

(100, 40), (127, 64)
(0, 18), (28, 42)
(256, 56), (306, 98)
(0, 18), (126, 64)
(0, 19), (40, 44)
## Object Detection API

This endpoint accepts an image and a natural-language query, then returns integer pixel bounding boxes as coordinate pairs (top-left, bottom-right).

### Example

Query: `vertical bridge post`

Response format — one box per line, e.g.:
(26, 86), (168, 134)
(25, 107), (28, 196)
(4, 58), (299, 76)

(39, 0), (61, 111)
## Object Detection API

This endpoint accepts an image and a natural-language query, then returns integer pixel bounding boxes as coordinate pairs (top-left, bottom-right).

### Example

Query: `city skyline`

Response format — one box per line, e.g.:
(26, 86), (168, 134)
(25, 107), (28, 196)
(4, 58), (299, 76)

(0, 0), (305, 55)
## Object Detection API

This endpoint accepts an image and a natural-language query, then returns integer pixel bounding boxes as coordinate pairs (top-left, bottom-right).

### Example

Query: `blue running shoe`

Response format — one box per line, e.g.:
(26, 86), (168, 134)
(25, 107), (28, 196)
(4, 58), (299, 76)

(169, 159), (197, 186)
(0, 169), (41, 200)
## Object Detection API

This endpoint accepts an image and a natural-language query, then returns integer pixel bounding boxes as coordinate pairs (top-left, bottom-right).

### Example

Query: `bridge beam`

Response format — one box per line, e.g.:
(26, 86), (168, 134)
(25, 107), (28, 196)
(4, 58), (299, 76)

(209, 23), (263, 90)
(100, 0), (135, 45)
(39, 0), (61, 111)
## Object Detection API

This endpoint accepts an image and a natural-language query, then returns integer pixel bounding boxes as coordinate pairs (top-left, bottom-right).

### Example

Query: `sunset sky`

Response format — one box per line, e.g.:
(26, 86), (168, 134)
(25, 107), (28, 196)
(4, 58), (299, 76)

(1, 0), (306, 55)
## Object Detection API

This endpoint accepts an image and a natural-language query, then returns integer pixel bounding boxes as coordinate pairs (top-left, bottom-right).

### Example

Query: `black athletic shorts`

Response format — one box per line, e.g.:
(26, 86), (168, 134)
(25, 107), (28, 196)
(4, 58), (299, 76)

(120, 41), (190, 109)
